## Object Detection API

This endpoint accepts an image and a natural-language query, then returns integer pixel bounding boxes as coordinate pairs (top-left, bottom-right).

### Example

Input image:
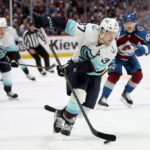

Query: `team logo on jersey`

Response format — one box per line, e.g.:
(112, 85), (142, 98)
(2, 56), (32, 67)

(119, 26), (122, 32)
(146, 33), (150, 42)
(137, 26), (144, 31)
(92, 25), (99, 31)
(111, 46), (116, 54)
(118, 41), (136, 56)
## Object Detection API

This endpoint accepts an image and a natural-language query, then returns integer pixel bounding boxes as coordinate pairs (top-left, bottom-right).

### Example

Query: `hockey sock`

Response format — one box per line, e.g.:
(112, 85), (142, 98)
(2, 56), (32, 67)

(64, 100), (79, 124)
(3, 80), (12, 93)
(21, 66), (29, 75)
(125, 70), (143, 93)
(102, 72), (120, 98)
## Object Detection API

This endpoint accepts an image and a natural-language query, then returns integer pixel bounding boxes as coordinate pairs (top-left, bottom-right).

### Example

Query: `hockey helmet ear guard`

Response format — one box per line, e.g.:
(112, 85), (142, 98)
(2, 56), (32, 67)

(0, 17), (7, 28)
(123, 12), (136, 23)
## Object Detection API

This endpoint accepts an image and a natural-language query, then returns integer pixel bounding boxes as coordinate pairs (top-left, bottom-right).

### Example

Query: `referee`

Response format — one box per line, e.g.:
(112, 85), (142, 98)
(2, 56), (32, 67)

(22, 22), (54, 75)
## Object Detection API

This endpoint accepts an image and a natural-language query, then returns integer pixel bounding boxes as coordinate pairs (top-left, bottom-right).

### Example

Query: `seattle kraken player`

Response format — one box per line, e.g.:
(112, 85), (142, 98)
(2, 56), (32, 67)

(0, 18), (18, 99)
(34, 16), (119, 136)
(97, 12), (150, 109)
(6, 22), (36, 81)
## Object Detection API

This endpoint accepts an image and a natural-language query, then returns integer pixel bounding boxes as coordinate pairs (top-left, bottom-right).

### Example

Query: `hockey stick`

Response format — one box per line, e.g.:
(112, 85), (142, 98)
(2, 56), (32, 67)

(101, 65), (114, 76)
(0, 61), (56, 70)
(0, 61), (10, 65)
(17, 62), (56, 70)
(44, 105), (57, 112)
(41, 28), (116, 142)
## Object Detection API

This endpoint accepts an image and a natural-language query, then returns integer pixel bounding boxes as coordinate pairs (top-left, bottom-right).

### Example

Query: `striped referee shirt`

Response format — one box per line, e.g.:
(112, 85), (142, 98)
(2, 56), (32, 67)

(22, 28), (45, 49)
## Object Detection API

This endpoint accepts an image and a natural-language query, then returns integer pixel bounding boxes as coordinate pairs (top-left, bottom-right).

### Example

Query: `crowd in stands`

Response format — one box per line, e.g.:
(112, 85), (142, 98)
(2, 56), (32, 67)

(0, 0), (150, 35)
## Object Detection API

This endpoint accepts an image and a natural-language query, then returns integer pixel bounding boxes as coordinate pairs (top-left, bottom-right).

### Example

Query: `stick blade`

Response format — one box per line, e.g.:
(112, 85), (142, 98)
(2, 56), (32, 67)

(44, 105), (57, 112)
(92, 129), (116, 141)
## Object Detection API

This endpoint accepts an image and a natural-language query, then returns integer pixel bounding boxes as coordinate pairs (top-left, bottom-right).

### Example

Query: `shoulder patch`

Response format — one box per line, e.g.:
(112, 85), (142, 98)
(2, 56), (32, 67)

(92, 25), (100, 31)
(145, 33), (150, 42)
(119, 26), (122, 32)
(137, 26), (144, 31)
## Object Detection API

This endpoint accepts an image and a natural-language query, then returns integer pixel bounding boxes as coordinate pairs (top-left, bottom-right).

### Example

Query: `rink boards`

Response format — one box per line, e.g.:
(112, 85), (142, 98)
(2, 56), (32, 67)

(20, 35), (78, 58)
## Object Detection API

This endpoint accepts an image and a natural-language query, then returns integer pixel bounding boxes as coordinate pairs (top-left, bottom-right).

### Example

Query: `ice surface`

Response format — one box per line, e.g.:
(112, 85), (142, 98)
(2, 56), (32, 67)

(0, 56), (150, 150)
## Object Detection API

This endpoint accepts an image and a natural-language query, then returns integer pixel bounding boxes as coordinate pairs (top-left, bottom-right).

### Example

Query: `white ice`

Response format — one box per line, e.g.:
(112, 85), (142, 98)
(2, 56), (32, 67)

(0, 56), (150, 150)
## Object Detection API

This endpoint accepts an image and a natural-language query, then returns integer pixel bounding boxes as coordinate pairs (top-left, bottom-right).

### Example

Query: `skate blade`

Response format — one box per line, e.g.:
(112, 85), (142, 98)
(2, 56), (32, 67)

(96, 104), (109, 111)
(120, 97), (132, 108)
(8, 97), (19, 100)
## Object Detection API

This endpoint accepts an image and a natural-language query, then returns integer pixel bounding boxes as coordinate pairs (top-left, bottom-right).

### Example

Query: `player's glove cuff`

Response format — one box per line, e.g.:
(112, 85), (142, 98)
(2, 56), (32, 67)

(10, 60), (18, 67)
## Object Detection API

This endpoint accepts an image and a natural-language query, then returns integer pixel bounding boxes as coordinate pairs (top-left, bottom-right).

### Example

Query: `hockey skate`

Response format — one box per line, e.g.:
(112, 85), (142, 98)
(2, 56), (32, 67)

(7, 92), (18, 100)
(120, 90), (133, 108)
(27, 74), (36, 81)
(45, 68), (54, 73)
(40, 71), (47, 76)
(61, 122), (73, 136)
(97, 96), (109, 110)
(60, 111), (76, 136)
(53, 110), (64, 133)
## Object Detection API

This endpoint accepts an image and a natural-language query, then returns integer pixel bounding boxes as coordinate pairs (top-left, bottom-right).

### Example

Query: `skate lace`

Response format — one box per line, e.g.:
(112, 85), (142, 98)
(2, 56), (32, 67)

(102, 97), (107, 103)
(7, 92), (15, 96)
(63, 123), (72, 131)
(27, 74), (33, 78)
(56, 118), (63, 128)
(126, 92), (132, 101)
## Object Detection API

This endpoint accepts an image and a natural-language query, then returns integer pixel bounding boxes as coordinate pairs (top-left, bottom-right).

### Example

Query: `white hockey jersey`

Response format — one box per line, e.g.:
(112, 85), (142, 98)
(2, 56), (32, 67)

(7, 26), (21, 43)
(0, 27), (18, 59)
(64, 19), (118, 75)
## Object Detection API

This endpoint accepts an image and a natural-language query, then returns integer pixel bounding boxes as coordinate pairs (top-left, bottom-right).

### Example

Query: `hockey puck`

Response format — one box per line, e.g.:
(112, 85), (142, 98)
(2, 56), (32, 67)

(104, 140), (111, 144)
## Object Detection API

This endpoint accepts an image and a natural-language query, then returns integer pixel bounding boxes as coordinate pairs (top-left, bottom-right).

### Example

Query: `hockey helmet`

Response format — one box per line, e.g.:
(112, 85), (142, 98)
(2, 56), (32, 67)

(123, 12), (136, 23)
(0, 17), (7, 28)
(100, 18), (119, 33)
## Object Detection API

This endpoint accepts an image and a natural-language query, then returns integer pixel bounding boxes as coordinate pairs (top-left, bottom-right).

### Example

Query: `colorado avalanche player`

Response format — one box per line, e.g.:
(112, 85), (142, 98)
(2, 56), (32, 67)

(97, 12), (150, 109)
(0, 18), (18, 99)
(35, 16), (119, 136)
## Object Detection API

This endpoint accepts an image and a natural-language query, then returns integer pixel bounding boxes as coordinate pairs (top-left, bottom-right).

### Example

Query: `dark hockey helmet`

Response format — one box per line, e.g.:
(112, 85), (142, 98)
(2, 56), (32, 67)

(123, 12), (136, 23)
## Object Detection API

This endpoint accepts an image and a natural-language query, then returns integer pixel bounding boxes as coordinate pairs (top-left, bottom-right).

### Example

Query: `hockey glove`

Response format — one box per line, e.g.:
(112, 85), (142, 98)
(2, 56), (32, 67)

(57, 60), (77, 77)
(135, 42), (149, 56)
(10, 59), (18, 67)
(34, 16), (67, 30)
(57, 60), (92, 77)
(34, 16), (51, 28)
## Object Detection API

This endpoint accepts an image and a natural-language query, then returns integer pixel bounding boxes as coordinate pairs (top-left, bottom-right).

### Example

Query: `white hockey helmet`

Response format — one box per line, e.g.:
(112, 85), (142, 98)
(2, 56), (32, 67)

(0, 17), (7, 28)
(100, 18), (119, 33)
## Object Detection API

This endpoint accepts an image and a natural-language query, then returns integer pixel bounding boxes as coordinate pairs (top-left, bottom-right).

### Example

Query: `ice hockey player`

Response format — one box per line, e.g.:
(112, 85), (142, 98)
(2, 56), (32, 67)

(35, 16), (119, 136)
(97, 12), (150, 109)
(0, 18), (19, 99)
(3, 18), (36, 81)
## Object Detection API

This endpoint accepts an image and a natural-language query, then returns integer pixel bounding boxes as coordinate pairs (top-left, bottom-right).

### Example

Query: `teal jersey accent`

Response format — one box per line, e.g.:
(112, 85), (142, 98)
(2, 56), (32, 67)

(0, 46), (7, 59)
(3, 80), (12, 86)
(79, 55), (106, 76)
(80, 46), (94, 60)
(20, 65), (27, 70)
(6, 45), (18, 52)
(66, 100), (80, 115)
(15, 37), (21, 42)
(65, 19), (77, 35)
(87, 58), (106, 76)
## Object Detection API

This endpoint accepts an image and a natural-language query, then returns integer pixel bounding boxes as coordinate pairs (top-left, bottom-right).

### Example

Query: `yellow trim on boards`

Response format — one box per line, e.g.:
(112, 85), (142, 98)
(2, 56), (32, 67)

(21, 53), (74, 59)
